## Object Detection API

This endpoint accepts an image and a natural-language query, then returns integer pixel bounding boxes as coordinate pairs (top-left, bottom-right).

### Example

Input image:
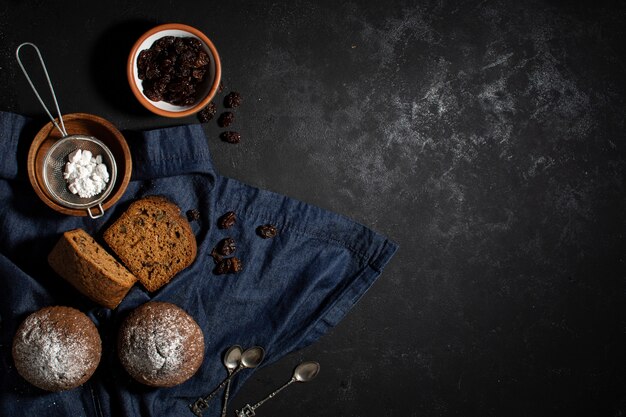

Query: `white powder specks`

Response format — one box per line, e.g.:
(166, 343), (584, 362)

(63, 149), (109, 198)
(14, 310), (96, 389)
(119, 303), (204, 386)
(142, 310), (187, 373)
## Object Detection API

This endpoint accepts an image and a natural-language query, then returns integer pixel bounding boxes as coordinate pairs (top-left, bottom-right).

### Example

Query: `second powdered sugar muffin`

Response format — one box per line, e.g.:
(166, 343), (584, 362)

(104, 196), (197, 292)
(117, 301), (205, 387)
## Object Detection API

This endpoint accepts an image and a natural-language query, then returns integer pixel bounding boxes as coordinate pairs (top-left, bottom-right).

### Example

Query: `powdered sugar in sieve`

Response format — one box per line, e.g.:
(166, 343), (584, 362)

(43, 135), (117, 213)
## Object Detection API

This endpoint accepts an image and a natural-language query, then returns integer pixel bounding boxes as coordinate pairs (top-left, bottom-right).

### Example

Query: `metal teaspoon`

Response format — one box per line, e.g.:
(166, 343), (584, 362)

(221, 345), (243, 417)
(236, 361), (320, 417)
(190, 346), (265, 416)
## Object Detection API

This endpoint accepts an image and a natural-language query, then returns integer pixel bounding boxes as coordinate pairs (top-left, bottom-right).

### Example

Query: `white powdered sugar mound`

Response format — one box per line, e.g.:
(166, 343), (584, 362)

(63, 149), (109, 198)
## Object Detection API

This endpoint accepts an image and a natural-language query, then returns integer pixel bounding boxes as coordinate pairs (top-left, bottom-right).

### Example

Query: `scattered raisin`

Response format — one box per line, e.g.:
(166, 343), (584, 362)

(217, 81), (225, 94)
(214, 258), (232, 275)
(220, 131), (241, 144)
(138, 179), (155, 193)
(214, 257), (242, 275)
(218, 211), (236, 229)
(230, 257), (243, 273)
(197, 102), (217, 123)
(210, 247), (223, 264)
(218, 112), (235, 127)
(257, 224), (278, 239)
(216, 237), (236, 256)
(224, 92), (242, 108)
(186, 209), (201, 222)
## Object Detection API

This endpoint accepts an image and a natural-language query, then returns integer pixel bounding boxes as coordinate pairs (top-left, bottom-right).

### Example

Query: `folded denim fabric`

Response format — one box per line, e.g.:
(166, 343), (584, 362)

(0, 110), (397, 417)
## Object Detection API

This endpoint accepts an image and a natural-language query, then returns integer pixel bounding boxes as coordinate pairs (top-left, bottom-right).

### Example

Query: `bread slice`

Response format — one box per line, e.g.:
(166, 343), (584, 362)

(48, 228), (137, 309)
(103, 196), (197, 292)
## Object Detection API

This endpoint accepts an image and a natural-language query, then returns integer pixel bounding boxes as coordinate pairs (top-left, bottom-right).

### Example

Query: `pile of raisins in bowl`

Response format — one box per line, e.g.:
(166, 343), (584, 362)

(137, 36), (211, 106)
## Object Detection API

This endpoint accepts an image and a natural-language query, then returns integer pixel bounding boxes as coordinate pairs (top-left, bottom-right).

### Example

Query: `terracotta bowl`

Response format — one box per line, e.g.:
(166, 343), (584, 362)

(127, 23), (221, 118)
(27, 113), (132, 217)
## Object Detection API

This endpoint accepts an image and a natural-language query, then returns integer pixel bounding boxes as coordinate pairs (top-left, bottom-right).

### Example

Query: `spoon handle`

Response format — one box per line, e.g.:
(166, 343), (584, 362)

(189, 368), (241, 416)
(206, 367), (240, 401)
(235, 379), (296, 417)
(220, 375), (233, 417)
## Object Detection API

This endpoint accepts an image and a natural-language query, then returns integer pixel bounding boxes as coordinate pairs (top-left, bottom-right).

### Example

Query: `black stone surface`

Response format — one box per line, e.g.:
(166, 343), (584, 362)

(1, 1), (625, 416)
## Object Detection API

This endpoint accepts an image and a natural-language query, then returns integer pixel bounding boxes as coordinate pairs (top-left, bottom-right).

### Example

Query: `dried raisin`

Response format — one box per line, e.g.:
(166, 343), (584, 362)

(197, 102), (217, 123)
(214, 258), (232, 275)
(218, 112), (235, 128)
(224, 92), (242, 108)
(220, 131), (241, 144)
(218, 211), (236, 229)
(230, 257), (243, 273)
(210, 247), (223, 264)
(214, 257), (242, 274)
(216, 237), (236, 256)
(186, 209), (201, 222)
(257, 224), (278, 239)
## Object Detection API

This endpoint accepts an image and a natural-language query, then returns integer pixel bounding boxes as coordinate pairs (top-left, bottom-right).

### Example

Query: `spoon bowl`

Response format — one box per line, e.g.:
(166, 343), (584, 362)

(220, 345), (243, 417)
(240, 346), (265, 369)
(294, 361), (320, 382)
(235, 360), (321, 417)
(224, 345), (242, 371)
(190, 345), (266, 416)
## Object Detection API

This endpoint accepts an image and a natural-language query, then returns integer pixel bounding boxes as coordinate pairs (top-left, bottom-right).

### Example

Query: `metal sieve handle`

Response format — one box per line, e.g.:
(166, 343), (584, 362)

(15, 42), (68, 137)
(87, 203), (105, 219)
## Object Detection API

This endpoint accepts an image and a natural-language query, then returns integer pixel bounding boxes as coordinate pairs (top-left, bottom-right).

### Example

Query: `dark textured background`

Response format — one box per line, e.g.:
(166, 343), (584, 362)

(1, 1), (625, 416)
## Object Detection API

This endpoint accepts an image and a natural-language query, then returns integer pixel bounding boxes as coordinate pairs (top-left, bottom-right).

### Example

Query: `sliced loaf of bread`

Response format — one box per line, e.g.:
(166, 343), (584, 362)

(48, 228), (137, 309)
(103, 196), (197, 292)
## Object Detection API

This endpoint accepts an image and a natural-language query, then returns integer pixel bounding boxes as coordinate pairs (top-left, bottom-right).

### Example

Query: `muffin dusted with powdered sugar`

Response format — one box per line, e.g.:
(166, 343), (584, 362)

(117, 301), (204, 387)
(12, 306), (102, 391)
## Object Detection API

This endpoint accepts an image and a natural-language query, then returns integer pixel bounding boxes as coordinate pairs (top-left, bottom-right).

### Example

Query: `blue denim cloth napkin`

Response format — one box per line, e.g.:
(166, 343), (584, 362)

(0, 111), (397, 417)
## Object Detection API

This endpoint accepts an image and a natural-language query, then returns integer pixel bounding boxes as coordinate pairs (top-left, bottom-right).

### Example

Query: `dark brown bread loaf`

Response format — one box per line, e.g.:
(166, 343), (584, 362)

(12, 306), (102, 391)
(48, 229), (137, 309)
(103, 196), (197, 292)
(117, 301), (204, 387)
